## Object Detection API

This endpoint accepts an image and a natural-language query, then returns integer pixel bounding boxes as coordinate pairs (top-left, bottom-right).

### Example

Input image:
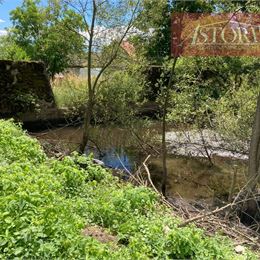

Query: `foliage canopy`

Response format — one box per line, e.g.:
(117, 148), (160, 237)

(7, 0), (85, 76)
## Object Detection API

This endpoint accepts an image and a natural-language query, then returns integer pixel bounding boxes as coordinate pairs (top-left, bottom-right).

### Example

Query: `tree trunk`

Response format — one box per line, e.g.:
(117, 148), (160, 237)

(80, 92), (94, 153)
(80, 0), (96, 154)
(161, 57), (178, 197)
(248, 93), (260, 191)
(161, 90), (169, 196)
(238, 93), (260, 226)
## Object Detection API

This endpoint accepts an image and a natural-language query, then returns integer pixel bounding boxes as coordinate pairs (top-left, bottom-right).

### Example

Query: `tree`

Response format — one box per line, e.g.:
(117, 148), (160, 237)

(134, 0), (215, 64)
(9, 0), (85, 77)
(60, 0), (142, 152)
(0, 35), (30, 60)
(156, 1), (215, 196)
(248, 95), (260, 187)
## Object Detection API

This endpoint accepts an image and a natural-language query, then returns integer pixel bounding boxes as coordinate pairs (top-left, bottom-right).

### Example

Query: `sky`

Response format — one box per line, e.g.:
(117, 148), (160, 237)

(0, 0), (142, 40)
(0, 0), (48, 36)
(0, 0), (23, 35)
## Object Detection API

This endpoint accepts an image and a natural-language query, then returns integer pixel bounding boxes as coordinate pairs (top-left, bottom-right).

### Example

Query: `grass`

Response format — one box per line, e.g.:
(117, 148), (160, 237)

(0, 119), (257, 259)
(52, 74), (87, 113)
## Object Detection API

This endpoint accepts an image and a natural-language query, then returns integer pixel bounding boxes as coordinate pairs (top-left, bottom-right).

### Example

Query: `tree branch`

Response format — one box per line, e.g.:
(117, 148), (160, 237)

(92, 0), (141, 93)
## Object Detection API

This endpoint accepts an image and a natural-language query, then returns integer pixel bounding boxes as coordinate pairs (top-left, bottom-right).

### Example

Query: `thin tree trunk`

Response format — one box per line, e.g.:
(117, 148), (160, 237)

(238, 93), (260, 223)
(161, 57), (178, 197)
(80, 93), (94, 153)
(79, 0), (139, 153)
(161, 92), (169, 196)
(248, 93), (260, 191)
(80, 0), (96, 153)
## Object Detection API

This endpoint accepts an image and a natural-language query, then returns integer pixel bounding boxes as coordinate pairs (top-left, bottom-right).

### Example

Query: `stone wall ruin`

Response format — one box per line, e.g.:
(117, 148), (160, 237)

(0, 60), (55, 117)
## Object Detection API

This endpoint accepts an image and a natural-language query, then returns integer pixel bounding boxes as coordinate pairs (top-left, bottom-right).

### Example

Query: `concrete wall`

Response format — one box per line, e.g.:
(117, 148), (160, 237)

(0, 60), (55, 116)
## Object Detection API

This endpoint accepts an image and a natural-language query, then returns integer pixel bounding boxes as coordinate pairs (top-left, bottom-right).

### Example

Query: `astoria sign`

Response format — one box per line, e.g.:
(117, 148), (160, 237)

(171, 13), (260, 56)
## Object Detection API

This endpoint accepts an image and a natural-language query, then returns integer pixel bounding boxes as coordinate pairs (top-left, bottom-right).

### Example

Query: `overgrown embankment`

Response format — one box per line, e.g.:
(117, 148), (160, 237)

(0, 120), (257, 259)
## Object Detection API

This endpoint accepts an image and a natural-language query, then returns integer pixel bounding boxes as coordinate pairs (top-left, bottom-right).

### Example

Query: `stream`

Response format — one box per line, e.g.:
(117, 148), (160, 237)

(31, 123), (248, 202)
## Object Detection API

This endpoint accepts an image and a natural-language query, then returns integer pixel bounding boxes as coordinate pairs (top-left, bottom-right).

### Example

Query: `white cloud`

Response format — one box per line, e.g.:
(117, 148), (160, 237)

(0, 19), (5, 23)
(0, 30), (7, 36)
(81, 26), (152, 47)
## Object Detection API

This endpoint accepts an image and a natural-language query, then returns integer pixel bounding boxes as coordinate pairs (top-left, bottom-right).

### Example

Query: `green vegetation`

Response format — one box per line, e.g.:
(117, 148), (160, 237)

(3, 0), (259, 153)
(52, 74), (87, 116)
(0, 120), (256, 259)
(0, 36), (30, 61)
(0, 0), (260, 256)
(2, 0), (85, 77)
(52, 68), (145, 125)
(0, 120), (45, 164)
(167, 57), (260, 149)
(94, 69), (145, 125)
(214, 73), (259, 149)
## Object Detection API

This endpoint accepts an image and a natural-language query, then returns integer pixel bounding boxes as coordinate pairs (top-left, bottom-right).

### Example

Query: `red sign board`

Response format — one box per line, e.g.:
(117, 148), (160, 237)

(171, 13), (260, 56)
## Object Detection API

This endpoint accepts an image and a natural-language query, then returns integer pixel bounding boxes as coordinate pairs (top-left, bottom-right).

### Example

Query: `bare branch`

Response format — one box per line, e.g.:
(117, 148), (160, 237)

(87, 0), (97, 92)
(92, 0), (141, 92)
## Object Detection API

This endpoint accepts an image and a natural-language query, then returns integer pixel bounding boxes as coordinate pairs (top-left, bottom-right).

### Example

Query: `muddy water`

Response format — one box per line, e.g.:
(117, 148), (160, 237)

(31, 124), (248, 201)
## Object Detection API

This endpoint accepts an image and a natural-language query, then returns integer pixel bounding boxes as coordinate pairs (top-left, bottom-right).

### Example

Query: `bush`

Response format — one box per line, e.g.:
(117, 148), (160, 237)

(52, 69), (145, 125)
(214, 75), (260, 152)
(94, 70), (144, 124)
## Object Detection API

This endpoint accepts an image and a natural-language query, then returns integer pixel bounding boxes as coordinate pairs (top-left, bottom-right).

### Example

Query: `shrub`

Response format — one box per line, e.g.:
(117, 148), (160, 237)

(167, 57), (260, 133)
(52, 69), (145, 125)
(214, 75), (260, 152)
(94, 70), (144, 125)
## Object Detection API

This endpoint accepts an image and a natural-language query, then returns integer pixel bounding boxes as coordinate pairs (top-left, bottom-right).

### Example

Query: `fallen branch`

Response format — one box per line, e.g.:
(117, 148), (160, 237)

(179, 194), (260, 228)
(142, 156), (180, 212)
(143, 156), (160, 194)
(178, 203), (232, 227)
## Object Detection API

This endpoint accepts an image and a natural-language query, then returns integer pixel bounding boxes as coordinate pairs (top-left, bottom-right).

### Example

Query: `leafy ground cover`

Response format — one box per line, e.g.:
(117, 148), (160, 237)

(0, 120), (257, 259)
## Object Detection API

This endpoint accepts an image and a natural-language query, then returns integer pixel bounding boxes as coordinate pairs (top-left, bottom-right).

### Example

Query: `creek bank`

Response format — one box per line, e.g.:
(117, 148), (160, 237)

(3, 119), (257, 258)
(30, 125), (248, 201)
(29, 124), (260, 246)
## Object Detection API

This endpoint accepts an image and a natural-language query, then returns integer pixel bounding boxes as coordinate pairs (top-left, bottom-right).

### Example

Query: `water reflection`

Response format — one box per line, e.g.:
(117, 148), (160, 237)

(32, 125), (248, 200)
(86, 146), (138, 172)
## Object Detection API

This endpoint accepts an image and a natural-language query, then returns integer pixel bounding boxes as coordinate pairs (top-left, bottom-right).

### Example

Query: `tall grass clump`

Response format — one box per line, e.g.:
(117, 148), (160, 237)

(52, 74), (87, 115)
(0, 120), (257, 259)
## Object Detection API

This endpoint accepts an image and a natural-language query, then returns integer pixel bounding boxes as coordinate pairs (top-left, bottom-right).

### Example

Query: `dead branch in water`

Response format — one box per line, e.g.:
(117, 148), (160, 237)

(127, 154), (260, 250)
(179, 195), (260, 228)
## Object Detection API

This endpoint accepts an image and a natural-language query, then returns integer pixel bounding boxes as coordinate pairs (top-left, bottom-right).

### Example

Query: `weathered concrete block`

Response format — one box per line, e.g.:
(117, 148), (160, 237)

(0, 60), (55, 116)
